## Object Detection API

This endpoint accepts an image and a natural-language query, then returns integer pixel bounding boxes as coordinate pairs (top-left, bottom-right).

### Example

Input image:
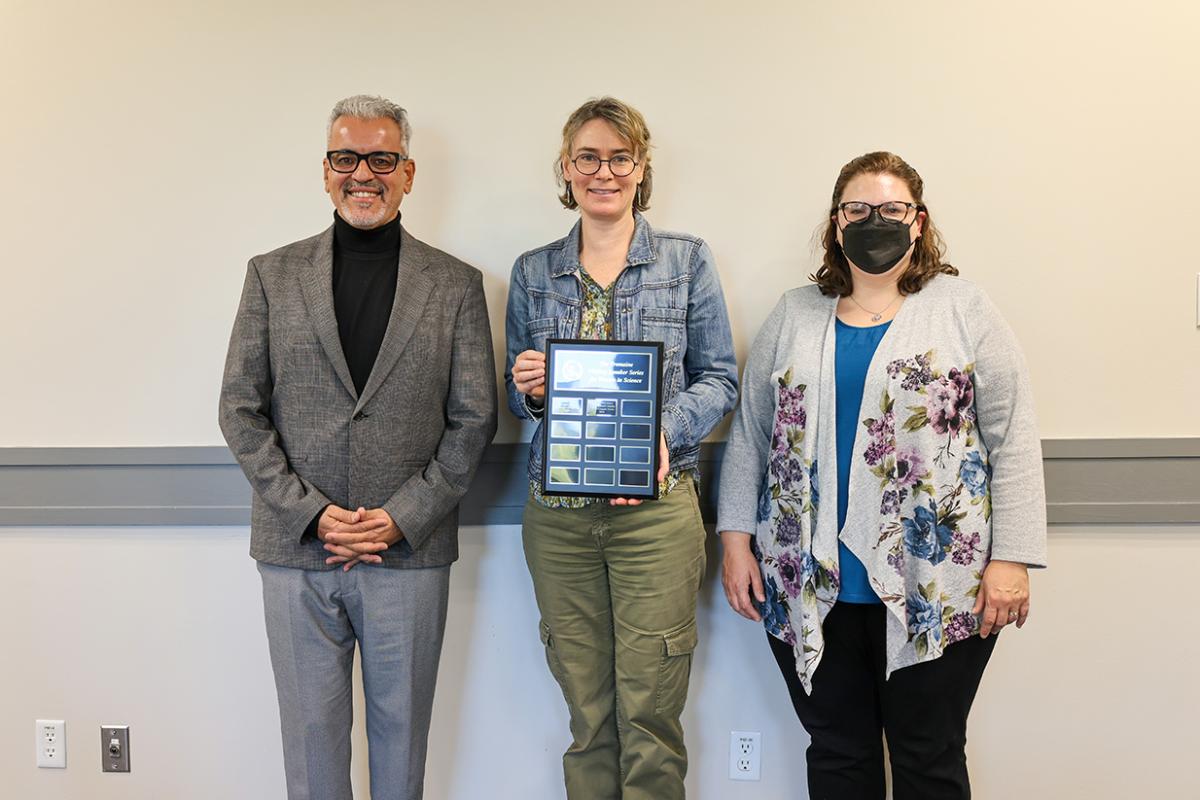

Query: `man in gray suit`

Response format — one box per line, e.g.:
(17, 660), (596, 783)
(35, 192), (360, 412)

(219, 95), (497, 800)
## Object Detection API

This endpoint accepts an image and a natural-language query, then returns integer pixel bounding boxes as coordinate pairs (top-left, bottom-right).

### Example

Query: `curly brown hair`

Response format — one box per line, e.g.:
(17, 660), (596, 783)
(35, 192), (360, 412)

(556, 97), (653, 213)
(811, 151), (956, 297)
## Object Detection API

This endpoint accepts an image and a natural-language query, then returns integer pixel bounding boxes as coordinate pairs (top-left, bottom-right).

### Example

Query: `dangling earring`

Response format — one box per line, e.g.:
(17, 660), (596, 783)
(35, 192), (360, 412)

(565, 182), (574, 204)
(634, 185), (642, 208)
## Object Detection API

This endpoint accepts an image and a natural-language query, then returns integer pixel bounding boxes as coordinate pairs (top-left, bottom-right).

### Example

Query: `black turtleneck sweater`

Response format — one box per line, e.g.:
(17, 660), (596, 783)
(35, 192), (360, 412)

(332, 212), (401, 395)
(303, 213), (401, 540)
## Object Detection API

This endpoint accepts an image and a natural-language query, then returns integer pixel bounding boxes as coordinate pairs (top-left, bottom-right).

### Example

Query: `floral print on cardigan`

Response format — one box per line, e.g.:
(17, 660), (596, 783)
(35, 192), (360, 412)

(719, 279), (1047, 694)
(754, 369), (838, 675)
(756, 351), (996, 688)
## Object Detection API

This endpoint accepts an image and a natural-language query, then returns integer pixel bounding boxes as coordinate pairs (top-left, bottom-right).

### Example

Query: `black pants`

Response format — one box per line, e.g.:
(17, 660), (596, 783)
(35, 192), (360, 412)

(769, 602), (996, 800)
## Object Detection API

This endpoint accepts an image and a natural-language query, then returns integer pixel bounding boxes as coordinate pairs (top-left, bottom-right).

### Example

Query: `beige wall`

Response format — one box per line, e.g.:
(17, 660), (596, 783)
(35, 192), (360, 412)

(1, 1), (1198, 445)
(2, 1), (1198, 798)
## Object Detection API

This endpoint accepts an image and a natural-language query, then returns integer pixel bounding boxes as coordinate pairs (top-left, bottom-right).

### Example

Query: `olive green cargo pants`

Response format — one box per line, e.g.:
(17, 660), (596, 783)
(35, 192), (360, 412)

(522, 477), (707, 800)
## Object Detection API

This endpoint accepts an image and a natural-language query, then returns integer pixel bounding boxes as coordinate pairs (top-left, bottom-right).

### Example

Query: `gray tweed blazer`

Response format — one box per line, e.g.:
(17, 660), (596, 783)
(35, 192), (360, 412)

(219, 223), (497, 570)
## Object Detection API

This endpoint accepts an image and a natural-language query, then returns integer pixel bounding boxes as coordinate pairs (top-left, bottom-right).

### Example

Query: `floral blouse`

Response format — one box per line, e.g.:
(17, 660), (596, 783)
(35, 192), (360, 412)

(717, 277), (1047, 692)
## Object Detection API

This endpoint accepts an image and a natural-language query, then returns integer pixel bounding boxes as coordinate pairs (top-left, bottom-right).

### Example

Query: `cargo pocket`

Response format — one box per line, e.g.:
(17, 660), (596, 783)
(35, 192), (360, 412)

(539, 620), (575, 713)
(654, 618), (698, 716)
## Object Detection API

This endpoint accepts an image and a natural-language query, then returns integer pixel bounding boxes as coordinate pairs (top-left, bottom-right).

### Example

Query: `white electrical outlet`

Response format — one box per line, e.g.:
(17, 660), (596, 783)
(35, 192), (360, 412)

(36, 719), (66, 769)
(729, 730), (761, 781)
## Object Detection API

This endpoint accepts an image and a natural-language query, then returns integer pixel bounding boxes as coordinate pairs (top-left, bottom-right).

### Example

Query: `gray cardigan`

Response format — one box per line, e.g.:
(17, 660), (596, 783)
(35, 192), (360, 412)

(718, 275), (1046, 691)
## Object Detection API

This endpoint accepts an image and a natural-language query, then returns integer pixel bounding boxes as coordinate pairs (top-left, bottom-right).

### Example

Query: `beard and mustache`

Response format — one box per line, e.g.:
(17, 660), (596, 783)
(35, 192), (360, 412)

(337, 179), (393, 228)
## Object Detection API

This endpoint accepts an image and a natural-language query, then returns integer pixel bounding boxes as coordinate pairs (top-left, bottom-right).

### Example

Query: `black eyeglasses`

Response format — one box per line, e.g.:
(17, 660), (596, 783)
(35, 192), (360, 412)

(570, 153), (639, 177)
(326, 150), (409, 175)
(837, 201), (922, 224)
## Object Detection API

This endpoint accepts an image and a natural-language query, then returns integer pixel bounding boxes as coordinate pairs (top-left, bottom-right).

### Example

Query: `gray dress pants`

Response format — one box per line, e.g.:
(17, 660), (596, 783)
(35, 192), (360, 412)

(258, 562), (450, 800)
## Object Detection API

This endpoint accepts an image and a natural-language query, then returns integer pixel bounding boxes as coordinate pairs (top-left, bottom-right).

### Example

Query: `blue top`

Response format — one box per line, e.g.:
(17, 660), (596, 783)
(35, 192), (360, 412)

(835, 318), (891, 603)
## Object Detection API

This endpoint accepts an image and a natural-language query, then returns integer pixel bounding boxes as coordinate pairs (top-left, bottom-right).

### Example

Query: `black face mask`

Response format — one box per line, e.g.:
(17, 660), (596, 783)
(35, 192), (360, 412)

(840, 211), (915, 274)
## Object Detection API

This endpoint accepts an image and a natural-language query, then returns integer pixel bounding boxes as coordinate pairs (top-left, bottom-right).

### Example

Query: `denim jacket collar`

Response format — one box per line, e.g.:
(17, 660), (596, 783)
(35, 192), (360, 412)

(549, 212), (657, 278)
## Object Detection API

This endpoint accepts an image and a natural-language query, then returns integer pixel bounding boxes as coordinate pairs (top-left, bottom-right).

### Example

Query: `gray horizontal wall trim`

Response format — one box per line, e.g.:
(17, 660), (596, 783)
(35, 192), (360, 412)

(2, 439), (1198, 528)
(1041, 438), (1200, 459)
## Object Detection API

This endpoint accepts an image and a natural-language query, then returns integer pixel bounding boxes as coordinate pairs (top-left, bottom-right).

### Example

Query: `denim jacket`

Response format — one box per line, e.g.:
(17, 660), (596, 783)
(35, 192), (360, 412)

(505, 213), (739, 483)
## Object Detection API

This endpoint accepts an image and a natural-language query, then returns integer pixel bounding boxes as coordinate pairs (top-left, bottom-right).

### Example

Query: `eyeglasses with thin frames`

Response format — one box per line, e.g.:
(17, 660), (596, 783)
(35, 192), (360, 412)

(570, 153), (639, 177)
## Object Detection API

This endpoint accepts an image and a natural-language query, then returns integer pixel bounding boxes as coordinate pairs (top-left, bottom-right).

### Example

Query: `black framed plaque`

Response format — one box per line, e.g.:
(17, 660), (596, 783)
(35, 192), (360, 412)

(542, 339), (664, 499)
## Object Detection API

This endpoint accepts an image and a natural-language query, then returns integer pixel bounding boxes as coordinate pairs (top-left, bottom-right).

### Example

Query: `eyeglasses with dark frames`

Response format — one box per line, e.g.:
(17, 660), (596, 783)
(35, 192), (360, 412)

(326, 150), (409, 175)
(570, 153), (639, 177)
(837, 201), (922, 224)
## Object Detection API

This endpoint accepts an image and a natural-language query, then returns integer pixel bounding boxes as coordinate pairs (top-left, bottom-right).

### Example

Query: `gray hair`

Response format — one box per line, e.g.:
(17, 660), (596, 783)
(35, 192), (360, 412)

(327, 94), (412, 151)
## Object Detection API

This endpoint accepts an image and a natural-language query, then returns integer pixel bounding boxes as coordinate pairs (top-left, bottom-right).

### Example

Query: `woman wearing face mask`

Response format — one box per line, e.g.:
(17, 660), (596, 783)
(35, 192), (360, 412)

(505, 97), (737, 799)
(717, 151), (1046, 799)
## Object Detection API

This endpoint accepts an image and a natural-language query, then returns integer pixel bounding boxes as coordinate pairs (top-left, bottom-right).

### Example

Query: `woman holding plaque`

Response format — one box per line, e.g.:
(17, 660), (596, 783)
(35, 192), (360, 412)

(504, 97), (737, 799)
(718, 151), (1047, 799)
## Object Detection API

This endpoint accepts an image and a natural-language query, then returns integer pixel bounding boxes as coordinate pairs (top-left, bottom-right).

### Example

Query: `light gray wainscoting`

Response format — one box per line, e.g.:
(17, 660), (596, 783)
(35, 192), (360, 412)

(1, 440), (1197, 527)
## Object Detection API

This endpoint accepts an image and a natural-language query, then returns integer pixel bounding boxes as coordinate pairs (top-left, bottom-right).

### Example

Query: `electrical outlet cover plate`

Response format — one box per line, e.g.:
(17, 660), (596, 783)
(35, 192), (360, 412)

(36, 719), (66, 769)
(729, 730), (762, 781)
